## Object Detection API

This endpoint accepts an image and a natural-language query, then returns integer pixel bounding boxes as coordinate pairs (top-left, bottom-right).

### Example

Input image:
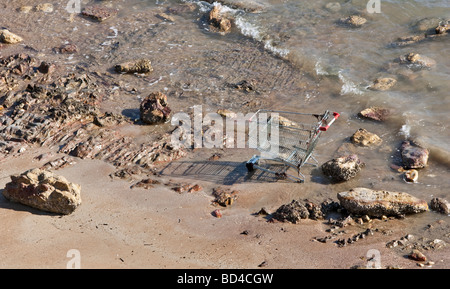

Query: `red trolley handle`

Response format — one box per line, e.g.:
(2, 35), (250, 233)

(319, 112), (340, 131)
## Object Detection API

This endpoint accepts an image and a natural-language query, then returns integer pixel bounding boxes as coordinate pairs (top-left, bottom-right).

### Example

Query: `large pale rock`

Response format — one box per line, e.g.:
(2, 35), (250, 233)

(338, 187), (428, 217)
(351, 128), (382, 147)
(0, 29), (23, 44)
(2, 168), (81, 215)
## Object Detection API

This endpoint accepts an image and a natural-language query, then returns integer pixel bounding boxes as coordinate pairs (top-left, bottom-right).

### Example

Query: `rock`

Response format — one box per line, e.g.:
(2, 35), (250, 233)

(339, 15), (367, 27)
(166, 3), (197, 15)
(409, 249), (427, 262)
(351, 128), (382, 147)
(212, 187), (238, 207)
(140, 92), (172, 125)
(82, 5), (118, 22)
(212, 209), (222, 218)
(38, 62), (56, 74)
(429, 198), (450, 215)
(369, 77), (397, 91)
(208, 4), (232, 33)
(203, 0), (265, 13)
(324, 2), (341, 12)
(413, 18), (443, 33)
(391, 35), (427, 47)
(19, 6), (33, 13)
(156, 13), (175, 22)
(115, 59), (153, 74)
(321, 154), (365, 182)
(57, 43), (78, 54)
(397, 53), (436, 69)
(131, 178), (161, 189)
(400, 140), (429, 169)
(403, 169), (419, 183)
(217, 109), (237, 119)
(435, 23), (449, 34)
(0, 29), (23, 44)
(35, 3), (54, 13)
(2, 168), (81, 215)
(359, 106), (390, 122)
(337, 187), (428, 217)
(272, 200), (309, 224)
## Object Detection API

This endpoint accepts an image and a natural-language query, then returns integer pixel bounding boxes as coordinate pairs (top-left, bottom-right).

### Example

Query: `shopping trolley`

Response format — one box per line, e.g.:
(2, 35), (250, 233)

(246, 109), (340, 183)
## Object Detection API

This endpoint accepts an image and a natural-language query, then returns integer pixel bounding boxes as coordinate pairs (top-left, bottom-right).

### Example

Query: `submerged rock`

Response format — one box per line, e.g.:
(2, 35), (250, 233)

(2, 168), (81, 215)
(429, 198), (450, 215)
(35, 3), (54, 13)
(140, 92), (172, 124)
(321, 154), (365, 182)
(359, 106), (391, 122)
(82, 5), (118, 22)
(0, 29), (23, 44)
(208, 4), (232, 33)
(115, 59), (153, 74)
(338, 187), (428, 217)
(339, 15), (367, 27)
(397, 53), (436, 70)
(369, 77), (397, 91)
(351, 128), (382, 147)
(400, 140), (429, 169)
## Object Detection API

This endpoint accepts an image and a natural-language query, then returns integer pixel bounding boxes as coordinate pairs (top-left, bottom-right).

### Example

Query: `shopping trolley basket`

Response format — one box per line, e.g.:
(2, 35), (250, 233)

(246, 109), (340, 183)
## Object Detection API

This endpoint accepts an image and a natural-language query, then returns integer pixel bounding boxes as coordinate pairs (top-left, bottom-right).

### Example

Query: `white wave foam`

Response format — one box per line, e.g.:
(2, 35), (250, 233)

(234, 16), (289, 58)
(338, 71), (363, 95)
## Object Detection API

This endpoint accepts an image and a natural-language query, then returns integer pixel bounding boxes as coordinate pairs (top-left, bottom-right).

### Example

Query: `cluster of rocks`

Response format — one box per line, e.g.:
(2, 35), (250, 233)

(271, 199), (340, 224)
(391, 18), (449, 47)
(0, 52), (187, 214)
(211, 187), (239, 207)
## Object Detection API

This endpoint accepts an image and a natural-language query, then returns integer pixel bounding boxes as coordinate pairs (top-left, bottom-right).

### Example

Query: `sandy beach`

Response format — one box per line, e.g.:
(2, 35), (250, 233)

(0, 0), (449, 269)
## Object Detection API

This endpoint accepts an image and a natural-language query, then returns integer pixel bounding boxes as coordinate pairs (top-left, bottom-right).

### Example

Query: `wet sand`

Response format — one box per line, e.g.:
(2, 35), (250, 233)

(0, 1), (449, 269)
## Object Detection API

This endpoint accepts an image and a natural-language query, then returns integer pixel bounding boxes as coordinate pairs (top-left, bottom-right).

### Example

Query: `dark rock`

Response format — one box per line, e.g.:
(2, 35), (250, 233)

(321, 154), (365, 182)
(400, 140), (429, 169)
(140, 92), (171, 124)
(212, 187), (238, 207)
(359, 107), (391, 122)
(38, 62), (56, 74)
(429, 198), (450, 215)
(272, 200), (309, 224)
(82, 5), (118, 22)
(57, 43), (78, 54)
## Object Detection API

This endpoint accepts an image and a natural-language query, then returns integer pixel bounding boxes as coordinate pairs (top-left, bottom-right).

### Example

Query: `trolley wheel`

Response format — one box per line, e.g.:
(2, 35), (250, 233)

(246, 155), (260, 172)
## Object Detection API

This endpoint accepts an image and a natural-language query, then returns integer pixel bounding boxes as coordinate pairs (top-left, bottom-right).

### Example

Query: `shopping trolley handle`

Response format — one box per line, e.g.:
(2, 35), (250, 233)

(319, 112), (340, 131)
